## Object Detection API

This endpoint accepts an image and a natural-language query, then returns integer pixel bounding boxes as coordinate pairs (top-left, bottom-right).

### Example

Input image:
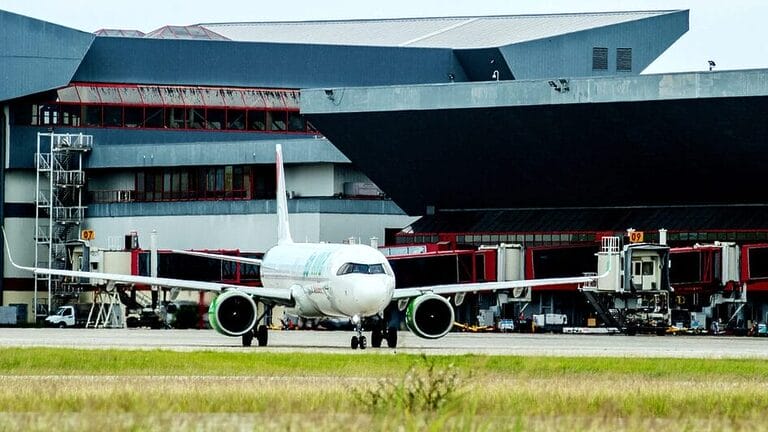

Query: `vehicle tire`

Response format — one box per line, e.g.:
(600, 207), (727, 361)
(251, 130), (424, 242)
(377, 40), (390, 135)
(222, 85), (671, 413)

(351, 335), (359, 349)
(257, 325), (268, 347)
(242, 331), (253, 347)
(371, 328), (383, 348)
(385, 327), (398, 348)
(656, 328), (667, 336)
(359, 336), (367, 350)
(57, 322), (66, 329)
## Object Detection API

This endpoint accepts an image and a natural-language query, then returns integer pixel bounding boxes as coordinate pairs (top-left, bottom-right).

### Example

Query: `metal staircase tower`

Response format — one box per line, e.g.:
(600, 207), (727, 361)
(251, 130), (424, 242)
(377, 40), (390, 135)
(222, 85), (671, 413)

(34, 132), (92, 319)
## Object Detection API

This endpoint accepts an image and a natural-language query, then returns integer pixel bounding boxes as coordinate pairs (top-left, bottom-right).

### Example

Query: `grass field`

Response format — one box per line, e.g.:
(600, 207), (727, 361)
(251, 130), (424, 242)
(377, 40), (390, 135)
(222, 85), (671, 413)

(0, 348), (767, 431)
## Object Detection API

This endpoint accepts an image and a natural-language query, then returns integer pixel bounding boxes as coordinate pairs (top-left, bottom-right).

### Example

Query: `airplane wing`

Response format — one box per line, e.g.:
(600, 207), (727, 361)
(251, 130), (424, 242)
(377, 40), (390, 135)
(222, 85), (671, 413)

(1, 230), (288, 301)
(391, 275), (600, 300)
(171, 249), (262, 265)
(14, 264), (291, 301)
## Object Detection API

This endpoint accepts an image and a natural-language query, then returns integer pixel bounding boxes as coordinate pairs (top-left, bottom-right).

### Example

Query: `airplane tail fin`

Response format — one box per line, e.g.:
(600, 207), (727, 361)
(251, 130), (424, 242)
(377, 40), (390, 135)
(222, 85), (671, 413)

(275, 144), (293, 245)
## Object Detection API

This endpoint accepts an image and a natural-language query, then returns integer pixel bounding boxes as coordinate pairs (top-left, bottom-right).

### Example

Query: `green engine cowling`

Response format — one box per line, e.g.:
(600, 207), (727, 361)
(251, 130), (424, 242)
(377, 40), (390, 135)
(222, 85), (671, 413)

(405, 293), (455, 339)
(208, 290), (258, 336)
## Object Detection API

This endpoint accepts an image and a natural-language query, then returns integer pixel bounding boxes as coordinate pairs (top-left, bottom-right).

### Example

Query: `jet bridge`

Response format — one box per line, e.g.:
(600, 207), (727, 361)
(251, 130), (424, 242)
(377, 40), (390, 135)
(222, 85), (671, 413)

(581, 239), (672, 335)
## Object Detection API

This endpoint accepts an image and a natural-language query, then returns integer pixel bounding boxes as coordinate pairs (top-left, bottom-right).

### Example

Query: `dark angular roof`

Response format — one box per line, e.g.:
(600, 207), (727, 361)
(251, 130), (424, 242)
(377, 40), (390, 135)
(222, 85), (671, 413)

(410, 206), (768, 233)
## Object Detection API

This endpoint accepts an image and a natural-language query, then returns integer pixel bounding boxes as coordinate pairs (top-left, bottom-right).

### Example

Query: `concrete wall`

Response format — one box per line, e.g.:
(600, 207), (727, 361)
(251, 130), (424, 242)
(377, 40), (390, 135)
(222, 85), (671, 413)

(286, 164), (334, 197)
(3, 217), (36, 279)
(2, 291), (34, 323)
(8, 126), (347, 169)
(333, 164), (374, 194)
(4, 171), (34, 203)
(81, 212), (414, 252)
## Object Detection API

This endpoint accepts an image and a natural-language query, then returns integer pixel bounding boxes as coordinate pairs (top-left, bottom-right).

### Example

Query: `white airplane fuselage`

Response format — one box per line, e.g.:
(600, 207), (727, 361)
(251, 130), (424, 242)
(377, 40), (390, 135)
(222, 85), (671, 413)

(260, 242), (395, 319)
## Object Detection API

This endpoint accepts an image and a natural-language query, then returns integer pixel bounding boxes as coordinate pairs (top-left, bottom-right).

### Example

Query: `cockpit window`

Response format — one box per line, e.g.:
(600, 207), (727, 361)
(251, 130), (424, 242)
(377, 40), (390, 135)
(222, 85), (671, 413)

(337, 263), (386, 275)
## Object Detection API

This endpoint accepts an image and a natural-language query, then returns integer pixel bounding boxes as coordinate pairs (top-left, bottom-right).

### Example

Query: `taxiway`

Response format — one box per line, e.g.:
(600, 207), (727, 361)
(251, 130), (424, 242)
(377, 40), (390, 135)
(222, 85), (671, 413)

(0, 328), (767, 358)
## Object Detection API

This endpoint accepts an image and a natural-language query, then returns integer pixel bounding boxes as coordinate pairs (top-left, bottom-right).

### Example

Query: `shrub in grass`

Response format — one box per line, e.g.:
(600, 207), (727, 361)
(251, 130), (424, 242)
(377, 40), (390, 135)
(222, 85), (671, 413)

(355, 355), (465, 413)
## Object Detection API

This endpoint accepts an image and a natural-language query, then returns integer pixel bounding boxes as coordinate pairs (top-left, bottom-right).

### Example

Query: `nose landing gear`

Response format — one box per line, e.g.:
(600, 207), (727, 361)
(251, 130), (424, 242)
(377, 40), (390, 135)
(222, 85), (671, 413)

(351, 315), (367, 350)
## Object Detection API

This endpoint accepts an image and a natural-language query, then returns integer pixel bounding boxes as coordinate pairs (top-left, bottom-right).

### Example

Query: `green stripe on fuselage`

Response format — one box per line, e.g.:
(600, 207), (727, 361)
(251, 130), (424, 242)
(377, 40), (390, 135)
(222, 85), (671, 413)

(303, 251), (331, 278)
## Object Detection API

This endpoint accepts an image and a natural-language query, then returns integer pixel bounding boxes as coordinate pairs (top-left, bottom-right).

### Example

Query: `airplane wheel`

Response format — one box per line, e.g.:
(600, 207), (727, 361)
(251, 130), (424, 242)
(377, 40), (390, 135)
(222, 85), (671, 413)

(351, 335), (359, 349)
(257, 325), (269, 346)
(359, 336), (367, 350)
(371, 328), (383, 348)
(242, 330), (254, 347)
(385, 328), (398, 348)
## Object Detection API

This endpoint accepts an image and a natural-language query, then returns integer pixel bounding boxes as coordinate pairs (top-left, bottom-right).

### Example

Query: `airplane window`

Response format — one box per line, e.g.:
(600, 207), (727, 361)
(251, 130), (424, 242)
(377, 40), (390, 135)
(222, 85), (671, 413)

(337, 263), (387, 275)
(368, 264), (385, 274)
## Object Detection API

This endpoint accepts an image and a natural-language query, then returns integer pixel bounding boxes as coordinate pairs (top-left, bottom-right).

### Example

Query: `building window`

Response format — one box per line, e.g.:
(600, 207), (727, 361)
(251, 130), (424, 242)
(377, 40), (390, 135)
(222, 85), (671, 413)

(144, 107), (164, 128)
(124, 107), (143, 128)
(617, 48), (632, 72)
(592, 47), (608, 71)
(226, 109), (246, 130)
(121, 165), (262, 204)
(248, 110), (266, 131)
(287, 111), (305, 132)
(268, 111), (286, 131)
(13, 83), (313, 135)
(103, 106), (122, 127)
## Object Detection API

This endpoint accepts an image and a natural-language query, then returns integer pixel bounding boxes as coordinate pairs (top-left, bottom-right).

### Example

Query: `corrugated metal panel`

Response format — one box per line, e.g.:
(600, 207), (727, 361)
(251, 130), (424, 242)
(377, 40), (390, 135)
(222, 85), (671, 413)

(414, 12), (669, 48)
(73, 37), (463, 89)
(201, 11), (681, 49)
(0, 10), (93, 102)
(202, 18), (457, 47)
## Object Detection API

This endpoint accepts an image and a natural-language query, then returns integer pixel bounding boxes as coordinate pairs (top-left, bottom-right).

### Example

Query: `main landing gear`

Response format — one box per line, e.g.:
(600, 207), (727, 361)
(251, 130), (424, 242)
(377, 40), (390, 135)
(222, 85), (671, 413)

(350, 315), (398, 350)
(371, 325), (398, 348)
(242, 306), (272, 347)
(351, 315), (367, 350)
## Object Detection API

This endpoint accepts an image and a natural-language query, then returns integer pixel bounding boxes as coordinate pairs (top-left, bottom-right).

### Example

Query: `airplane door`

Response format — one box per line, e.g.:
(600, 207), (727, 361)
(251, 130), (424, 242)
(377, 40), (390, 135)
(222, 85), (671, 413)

(631, 258), (658, 291)
(631, 260), (643, 290)
(641, 260), (656, 290)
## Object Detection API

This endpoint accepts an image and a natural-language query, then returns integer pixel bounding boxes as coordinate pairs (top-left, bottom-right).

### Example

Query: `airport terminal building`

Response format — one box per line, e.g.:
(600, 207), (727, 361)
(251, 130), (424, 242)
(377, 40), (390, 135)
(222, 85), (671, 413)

(6, 8), (768, 327)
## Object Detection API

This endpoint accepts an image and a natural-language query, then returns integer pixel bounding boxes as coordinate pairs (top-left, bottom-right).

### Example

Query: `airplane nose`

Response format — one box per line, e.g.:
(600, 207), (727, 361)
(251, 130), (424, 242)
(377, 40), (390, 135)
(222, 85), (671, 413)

(352, 278), (393, 315)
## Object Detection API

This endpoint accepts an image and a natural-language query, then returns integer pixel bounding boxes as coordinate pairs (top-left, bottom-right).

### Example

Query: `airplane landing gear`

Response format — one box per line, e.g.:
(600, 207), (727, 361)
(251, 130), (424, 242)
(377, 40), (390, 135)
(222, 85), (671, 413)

(385, 327), (398, 348)
(351, 315), (367, 350)
(243, 305), (272, 348)
(371, 327), (383, 348)
(242, 331), (253, 347)
(256, 324), (268, 346)
(370, 316), (397, 348)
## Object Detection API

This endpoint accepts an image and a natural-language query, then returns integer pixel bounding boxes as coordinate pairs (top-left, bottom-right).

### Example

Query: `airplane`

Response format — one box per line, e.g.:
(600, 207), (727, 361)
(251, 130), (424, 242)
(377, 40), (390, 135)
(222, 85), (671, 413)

(4, 144), (610, 349)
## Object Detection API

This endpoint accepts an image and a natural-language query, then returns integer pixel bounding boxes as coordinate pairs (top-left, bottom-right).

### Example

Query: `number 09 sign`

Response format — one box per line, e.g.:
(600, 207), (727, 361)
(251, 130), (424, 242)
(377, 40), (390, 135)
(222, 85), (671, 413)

(628, 231), (644, 243)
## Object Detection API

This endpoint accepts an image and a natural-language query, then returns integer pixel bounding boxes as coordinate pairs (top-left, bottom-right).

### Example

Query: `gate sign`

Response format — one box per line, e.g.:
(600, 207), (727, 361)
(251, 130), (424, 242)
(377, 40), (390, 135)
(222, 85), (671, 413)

(81, 229), (96, 241)
(628, 231), (644, 243)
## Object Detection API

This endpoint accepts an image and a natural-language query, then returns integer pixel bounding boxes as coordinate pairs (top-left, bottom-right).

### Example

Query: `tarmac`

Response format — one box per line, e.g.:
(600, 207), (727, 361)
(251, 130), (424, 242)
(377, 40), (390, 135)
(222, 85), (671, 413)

(1, 328), (767, 358)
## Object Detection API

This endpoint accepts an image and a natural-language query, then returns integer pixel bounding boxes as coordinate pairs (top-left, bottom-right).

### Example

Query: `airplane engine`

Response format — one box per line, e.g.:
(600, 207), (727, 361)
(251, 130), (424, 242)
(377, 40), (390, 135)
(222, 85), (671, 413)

(405, 293), (455, 339)
(208, 290), (258, 337)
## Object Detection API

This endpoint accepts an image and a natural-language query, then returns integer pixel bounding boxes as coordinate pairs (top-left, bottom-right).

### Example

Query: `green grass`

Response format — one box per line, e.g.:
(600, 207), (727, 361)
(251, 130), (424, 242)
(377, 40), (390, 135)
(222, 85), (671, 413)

(1, 348), (767, 431)
(2, 347), (768, 378)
